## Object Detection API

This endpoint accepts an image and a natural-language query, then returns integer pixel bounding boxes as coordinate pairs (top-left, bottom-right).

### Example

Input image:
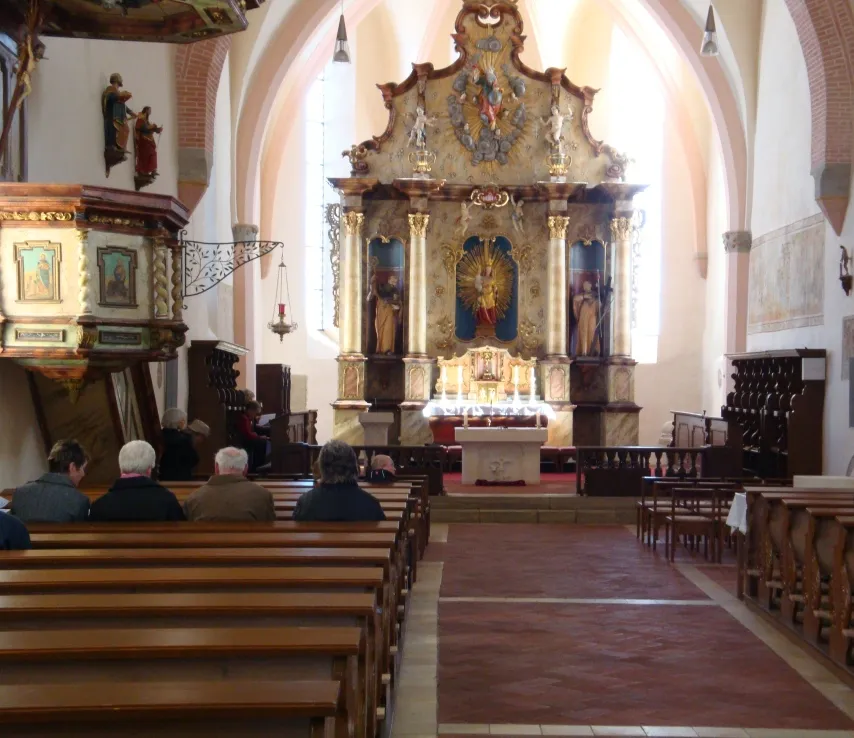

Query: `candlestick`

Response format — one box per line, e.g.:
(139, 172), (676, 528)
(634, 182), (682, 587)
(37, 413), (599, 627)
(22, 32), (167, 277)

(463, 407), (469, 428)
(457, 366), (463, 399)
(513, 366), (519, 385)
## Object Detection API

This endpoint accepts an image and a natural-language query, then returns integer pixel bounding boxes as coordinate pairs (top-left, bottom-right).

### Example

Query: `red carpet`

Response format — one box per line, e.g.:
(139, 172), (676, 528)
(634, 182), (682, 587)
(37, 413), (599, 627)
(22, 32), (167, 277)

(444, 472), (577, 495)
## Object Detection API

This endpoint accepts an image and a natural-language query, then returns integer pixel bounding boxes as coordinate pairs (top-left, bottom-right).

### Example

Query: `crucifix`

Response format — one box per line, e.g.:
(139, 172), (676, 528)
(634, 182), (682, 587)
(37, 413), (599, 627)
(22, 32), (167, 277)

(0, 0), (46, 174)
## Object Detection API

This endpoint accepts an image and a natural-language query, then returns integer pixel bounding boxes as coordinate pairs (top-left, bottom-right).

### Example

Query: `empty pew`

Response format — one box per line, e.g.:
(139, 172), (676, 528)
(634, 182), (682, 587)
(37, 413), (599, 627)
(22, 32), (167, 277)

(0, 680), (348, 738)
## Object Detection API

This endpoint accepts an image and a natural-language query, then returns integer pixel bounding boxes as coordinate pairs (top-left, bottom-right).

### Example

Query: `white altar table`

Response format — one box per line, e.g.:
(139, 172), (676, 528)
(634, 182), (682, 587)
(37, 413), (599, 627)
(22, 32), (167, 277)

(454, 427), (549, 485)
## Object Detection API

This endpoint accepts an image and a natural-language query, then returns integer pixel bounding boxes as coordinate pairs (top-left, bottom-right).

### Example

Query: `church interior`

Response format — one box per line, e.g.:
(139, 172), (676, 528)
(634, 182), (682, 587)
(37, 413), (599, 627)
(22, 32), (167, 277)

(1, 0), (854, 735)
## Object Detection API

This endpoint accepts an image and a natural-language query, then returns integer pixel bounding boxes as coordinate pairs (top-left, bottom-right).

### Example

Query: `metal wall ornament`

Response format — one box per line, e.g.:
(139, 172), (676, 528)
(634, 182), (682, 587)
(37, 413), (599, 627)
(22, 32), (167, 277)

(268, 246), (297, 342)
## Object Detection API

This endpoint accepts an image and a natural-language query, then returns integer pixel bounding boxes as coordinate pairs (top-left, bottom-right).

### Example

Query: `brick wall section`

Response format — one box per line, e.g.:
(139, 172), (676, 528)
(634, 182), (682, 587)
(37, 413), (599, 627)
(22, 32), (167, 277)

(783, 0), (854, 169)
(175, 36), (231, 155)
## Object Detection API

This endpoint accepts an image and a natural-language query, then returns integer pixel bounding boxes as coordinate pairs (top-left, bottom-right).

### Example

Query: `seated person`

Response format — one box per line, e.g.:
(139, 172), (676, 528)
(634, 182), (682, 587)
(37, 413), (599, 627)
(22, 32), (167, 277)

(0, 511), (31, 550)
(158, 408), (199, 482)
(184, 447), (275, 522)
(90, 440), (185, 522)
(367, 454), (396, 483)
(235, 401), (270, 471)
(12, 439), (90, 522)
(293, 440), (386, 522)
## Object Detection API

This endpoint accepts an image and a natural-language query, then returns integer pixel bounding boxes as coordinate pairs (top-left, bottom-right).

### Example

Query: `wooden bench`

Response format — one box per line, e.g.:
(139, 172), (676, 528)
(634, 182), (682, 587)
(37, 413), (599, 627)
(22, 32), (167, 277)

(0, 680), (348, 738)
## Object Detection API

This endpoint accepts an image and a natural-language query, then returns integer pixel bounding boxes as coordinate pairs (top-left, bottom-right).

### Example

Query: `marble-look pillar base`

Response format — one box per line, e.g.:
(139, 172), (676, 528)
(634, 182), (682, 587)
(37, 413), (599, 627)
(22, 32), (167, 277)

(606, 359), (636, 404)
(359, 412), (395, 445)
(403, 356), (435, 402)
(603, 408), (640, 446)
(400, 408), (433, 445)
(332, 407), (368, 445)
(547, 410), (574, 446)
(540, 358), (571, 404)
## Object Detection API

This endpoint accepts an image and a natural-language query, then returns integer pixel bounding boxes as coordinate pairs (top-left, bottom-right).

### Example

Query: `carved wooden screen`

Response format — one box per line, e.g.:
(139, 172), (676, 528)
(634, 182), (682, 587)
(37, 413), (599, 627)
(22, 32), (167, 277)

(0, 35), (26, 182)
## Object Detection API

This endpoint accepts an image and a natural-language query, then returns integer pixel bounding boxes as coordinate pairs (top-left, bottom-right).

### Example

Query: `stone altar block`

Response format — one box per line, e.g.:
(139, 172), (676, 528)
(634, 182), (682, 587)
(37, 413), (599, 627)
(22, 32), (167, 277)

(454, 428), (548, 485)
(359, 412), (395, 445)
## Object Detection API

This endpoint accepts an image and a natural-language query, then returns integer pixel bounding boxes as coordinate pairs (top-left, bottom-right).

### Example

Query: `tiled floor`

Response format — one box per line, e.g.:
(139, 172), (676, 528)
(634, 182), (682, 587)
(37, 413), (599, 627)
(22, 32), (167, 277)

(391, 524), (854, 738)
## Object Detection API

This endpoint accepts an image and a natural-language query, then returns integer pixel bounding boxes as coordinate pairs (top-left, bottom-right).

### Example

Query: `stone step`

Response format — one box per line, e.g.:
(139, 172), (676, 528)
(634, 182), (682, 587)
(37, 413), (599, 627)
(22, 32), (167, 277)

(433, 494), (639, 511)
(433, 501), (637, 525)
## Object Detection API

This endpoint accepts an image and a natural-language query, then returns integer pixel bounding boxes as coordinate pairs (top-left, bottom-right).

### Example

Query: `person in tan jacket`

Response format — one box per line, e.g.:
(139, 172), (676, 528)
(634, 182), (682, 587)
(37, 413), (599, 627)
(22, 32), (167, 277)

(183, 447), (275, 522)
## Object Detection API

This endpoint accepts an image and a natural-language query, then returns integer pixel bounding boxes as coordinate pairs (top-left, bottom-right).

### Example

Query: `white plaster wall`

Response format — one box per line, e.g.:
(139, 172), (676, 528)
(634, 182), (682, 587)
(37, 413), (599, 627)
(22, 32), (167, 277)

(746, 0), (852, 473)
(27, 38), (178, 197)
(0, 362), (47, 487)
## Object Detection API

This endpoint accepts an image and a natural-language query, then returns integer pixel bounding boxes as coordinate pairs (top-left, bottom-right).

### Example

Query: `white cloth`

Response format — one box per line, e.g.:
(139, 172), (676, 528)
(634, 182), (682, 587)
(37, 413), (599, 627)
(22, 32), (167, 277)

(727, 492), (747, 533)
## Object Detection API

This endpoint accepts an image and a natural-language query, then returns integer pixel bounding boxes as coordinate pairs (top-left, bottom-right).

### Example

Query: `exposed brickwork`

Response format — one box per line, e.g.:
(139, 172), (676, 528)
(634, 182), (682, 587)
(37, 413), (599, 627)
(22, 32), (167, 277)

(175, 37), (230, 153)
(783, 0), (854, 169)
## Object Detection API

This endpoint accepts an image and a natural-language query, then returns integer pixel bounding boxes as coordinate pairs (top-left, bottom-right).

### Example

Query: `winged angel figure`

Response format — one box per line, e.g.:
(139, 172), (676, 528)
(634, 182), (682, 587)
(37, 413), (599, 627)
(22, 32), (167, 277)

(448, 39), (529, 166)
(456, 239), (515, 334)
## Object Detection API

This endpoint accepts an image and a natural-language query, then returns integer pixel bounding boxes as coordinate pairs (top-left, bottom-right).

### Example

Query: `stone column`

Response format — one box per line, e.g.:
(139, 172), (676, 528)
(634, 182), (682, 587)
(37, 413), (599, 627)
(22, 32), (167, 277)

(610, 216), (634, 358)
(232, 223), (260, 390)
(407, 212), (429, 357)
(546, 215), (570, 357)
(723, 230), (751, 398)
(340, 210), (365, 355)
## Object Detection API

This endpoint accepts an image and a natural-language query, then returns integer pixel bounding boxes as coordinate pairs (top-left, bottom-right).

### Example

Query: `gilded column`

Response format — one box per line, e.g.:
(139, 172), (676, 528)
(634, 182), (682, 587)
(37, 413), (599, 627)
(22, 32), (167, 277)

(340, 210), (365, 355)
(610, 216), (634, 357)
(407, 212), (429, 357)
(546, 215), (570, 357)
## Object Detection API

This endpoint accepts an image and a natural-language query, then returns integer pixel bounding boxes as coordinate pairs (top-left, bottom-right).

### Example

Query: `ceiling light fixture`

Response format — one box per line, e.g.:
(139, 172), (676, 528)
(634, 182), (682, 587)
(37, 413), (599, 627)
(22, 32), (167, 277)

(700, 3), (719, 57)
(333, 0), (351, 63)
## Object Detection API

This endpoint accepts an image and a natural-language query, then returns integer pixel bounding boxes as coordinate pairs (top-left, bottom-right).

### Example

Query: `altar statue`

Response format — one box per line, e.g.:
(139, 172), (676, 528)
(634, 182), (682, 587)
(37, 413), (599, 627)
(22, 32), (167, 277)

(573, 281), (601, 357)
(542, 104), (571, 149)
(510, 194), (525, 236)
(455, 201), (472, 238)
(472, 64), (503, 130)
(474, 266), (499, 326)
(370, 273), (401, 354)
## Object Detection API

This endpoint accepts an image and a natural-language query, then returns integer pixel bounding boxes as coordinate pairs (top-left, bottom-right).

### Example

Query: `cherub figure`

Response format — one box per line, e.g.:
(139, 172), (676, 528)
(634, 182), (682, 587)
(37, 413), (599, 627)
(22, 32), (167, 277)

(541, 104), (572, 149)
(407, 106), (438, 149)
(455, 201), (473, 238)
(510, 194), (525, 236)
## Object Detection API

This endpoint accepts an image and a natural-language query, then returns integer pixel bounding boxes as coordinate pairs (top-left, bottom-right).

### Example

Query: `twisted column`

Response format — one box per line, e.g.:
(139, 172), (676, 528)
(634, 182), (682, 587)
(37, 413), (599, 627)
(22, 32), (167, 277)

(76, 229), (92, 316)
(610, 216), (634, 357)
(171, 247), (183, 322)
(546, 215), (570, 357)
(407, 213), (429, 357)
(340, 211), (365, 354)
(153, 239), (169, 319)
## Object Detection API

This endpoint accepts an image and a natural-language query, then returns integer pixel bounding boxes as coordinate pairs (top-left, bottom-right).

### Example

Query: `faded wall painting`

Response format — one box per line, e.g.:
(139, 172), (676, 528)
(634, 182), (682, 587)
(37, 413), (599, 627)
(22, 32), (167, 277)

(98, 246), (138, 308)
(15, 241), (61, 302)
(747, 213), (825, 334)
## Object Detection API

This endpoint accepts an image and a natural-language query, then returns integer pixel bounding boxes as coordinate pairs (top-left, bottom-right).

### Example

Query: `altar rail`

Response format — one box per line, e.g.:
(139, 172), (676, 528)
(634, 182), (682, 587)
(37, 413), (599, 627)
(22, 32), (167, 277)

(576, 445), (741, 497)
(272, 443), (445, 496)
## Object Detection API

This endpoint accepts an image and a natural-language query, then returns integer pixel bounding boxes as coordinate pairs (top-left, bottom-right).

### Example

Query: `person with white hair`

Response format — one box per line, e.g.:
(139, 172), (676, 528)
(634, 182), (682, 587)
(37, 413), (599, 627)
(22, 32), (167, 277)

(183, 447), (275, 522)
(158, 407), (200, 482)
(89, 440), (185, 522)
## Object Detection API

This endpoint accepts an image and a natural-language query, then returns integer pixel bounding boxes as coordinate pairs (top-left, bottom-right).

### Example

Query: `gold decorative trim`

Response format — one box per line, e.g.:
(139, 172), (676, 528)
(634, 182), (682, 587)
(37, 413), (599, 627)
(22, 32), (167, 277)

(342, 211), (365, 237)
(0, 211), (73, 222)
(88, 214), (146, 228)
(326, 204), (341, 328)
(471, 187), (510, 210)
(610, 216), (633, 241)
(548, 215), (571, 240)
(408, 213), (430, 238)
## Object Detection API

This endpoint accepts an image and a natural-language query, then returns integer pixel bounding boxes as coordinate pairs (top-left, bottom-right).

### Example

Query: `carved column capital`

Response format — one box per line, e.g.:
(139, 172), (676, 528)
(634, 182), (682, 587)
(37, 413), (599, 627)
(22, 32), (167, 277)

(610, 216), (633, 242)
(723, 230), (752, 254)
(342, 211), (365, 237)
(232, 223), (259, 242)
(547, 215), (571, 240)
(408, 213), (430, 238)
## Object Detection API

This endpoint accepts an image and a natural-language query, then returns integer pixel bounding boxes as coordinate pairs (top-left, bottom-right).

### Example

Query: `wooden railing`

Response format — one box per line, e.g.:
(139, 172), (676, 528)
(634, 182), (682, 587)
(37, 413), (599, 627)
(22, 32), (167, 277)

(576, 445), (741, 497)
(272, 442), (446, 496)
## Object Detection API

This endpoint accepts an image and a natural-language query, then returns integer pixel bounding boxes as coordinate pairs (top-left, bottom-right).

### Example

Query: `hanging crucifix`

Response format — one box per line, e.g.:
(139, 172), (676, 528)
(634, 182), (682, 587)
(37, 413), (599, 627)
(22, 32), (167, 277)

(0, 0), (46, 174)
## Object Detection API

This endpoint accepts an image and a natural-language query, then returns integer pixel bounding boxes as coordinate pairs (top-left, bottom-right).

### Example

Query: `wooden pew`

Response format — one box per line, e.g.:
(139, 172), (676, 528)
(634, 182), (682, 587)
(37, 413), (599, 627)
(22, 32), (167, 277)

(0, 626), (365, 738)
(0, 680), (348, 738)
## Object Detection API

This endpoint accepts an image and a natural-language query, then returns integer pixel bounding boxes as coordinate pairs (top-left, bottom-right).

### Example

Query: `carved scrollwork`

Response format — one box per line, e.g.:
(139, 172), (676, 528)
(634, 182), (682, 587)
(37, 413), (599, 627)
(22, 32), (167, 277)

(88, 214), (145, 228)
(326, 203), (341, 328)
(76, 325), (97, 350)
(342, 144), (371, 176)
(435, 314), (455, 351)
(519, 318), (540, 351)
(441, 242), (464, 278)
(0, 211), (73, 222)
(75, 230), (92, 316)
(510, 242), (533, 276)
(153, 240), (169, 318)
(610, 216), (633, 242)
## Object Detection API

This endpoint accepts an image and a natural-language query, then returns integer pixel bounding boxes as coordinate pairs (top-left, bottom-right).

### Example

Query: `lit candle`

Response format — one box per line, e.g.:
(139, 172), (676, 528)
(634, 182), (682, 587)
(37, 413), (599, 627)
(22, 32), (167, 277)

(457, 365), (463, 390)
(278, 303), (286, 317)
(513, 366), (519, 386)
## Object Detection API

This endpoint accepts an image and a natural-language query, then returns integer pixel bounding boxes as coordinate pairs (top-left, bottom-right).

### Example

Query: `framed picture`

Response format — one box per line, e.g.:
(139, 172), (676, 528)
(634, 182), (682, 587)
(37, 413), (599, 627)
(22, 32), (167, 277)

(97, 246), (138, 308)
(14, 241), (61, 303)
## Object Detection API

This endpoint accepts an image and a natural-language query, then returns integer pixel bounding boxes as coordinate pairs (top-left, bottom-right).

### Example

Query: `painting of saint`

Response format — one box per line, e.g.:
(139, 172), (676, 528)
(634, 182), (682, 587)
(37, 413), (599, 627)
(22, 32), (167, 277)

(98, 247), (138, 308)
(15, 242), (60, 302)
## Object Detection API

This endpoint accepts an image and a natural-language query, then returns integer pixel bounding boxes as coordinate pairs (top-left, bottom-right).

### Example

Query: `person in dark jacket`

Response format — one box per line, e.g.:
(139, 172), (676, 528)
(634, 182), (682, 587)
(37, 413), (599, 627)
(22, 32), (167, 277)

(90, 440), (185, 522)
(235, 401), (269, 472)
(367, 454), (396, 483)
(294, 440), (386, 522)
(158, 408), (199, 482)
(0, 512), (31, 550)
(11, 439), (90, 523)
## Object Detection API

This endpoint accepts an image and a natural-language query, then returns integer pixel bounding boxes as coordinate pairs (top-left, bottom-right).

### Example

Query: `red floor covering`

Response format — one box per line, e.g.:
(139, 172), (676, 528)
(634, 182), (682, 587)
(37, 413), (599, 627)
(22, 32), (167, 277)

(434, 524), (854, 731)
(444, 472), (577, 495)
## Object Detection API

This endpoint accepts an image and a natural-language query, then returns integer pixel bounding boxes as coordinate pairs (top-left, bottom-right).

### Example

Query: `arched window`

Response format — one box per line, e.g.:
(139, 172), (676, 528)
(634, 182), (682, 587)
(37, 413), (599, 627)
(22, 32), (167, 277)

(606, 27), (665, 364)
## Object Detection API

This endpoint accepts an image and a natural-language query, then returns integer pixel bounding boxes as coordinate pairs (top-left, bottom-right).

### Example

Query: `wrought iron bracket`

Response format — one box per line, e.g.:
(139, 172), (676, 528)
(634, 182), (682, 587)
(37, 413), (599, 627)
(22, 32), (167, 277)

(181, 231), (283, 298)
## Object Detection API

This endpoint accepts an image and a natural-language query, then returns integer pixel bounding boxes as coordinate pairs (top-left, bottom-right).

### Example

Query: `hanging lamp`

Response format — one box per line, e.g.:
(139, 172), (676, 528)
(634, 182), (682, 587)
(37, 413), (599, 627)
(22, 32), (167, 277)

(268, 248), (298, 342)
(333, 0), (351, 63)
(700, 3), (720, 57)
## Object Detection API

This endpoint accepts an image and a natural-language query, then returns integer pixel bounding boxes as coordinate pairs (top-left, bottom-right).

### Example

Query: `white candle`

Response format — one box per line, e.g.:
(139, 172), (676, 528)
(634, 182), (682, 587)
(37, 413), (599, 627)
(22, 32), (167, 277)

(457, 366), (463, 389)
(513, 365), (519, 386)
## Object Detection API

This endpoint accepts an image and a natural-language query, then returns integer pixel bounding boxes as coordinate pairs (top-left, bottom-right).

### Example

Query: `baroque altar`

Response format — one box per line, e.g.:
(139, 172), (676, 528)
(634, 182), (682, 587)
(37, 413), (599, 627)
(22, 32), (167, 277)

(329, 0), (645, 448)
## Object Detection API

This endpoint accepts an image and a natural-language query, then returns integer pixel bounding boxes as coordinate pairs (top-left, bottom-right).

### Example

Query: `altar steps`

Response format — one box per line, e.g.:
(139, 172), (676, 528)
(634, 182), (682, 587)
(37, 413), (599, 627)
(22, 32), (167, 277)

(432, 494), (637, 524)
